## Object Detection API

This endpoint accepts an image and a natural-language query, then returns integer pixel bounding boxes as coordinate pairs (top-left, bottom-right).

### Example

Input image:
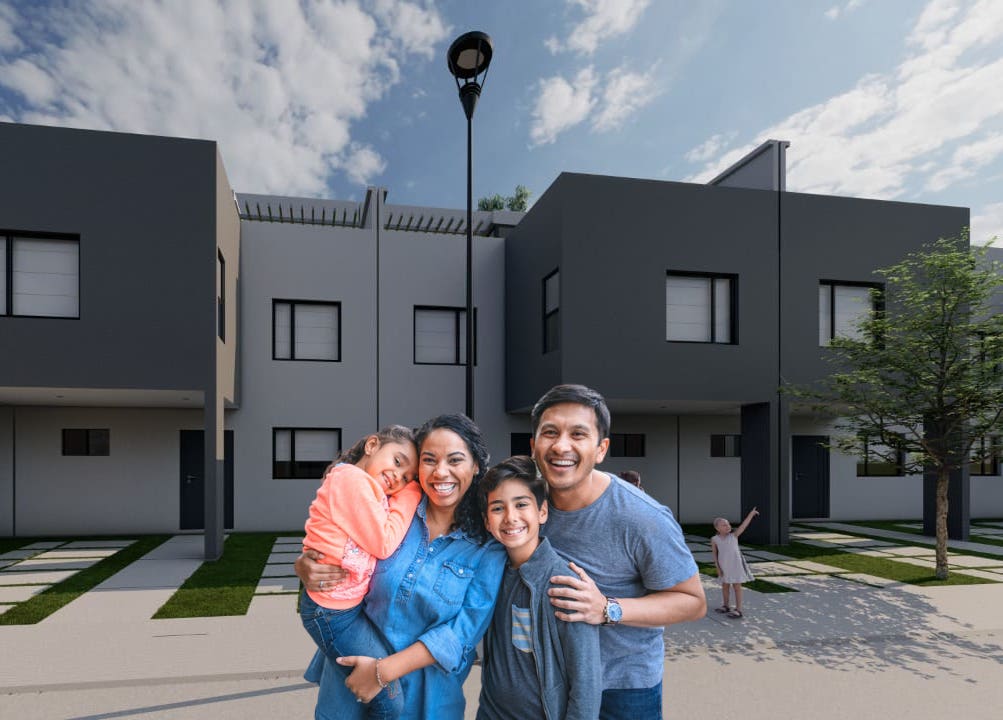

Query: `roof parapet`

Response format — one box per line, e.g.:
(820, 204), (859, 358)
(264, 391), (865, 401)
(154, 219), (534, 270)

(708, 139), (790, 192)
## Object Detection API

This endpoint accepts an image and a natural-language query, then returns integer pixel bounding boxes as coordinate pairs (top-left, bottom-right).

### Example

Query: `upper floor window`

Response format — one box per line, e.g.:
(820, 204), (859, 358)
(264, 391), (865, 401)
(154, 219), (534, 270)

(543, 269), (560, 353)
(666, 272), (736, 344)
(273, 427), (340, 479)
(217, 251), (225, 342)
(2, 233), (80, 318)
(414, 306), (477, 365)
(819, 281), (880, 346)
(856, 436), (905, 477)
(273, 300), (340, 361)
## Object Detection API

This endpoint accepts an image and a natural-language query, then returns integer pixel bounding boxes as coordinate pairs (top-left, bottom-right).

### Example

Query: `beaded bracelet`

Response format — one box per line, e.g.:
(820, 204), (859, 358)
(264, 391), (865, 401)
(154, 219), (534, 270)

(375, 658), (389, 690)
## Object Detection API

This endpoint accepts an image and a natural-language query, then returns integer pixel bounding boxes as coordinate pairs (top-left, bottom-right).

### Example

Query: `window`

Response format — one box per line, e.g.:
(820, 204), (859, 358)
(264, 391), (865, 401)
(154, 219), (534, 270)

(666, 272), (735, 343)
(710, 434), (741, 457)
(273, 428), (340, 479)
(273, 300), (341, 361)
(2, 233), (80, 318)
(217, 251), (225, 342)
(857, 437), (905, 476)
(511, 433), (533, 456)
(62, 429), (110, 456)
(608, 433), (645, 457)
(543, 269), (560, 353)
(971, 436), (1001, 476)
(819, 281), (880, 345)
(414, 306), (477, 365)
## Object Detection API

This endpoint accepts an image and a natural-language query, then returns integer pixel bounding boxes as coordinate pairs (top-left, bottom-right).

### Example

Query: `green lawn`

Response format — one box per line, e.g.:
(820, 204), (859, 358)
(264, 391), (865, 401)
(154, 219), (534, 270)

(153, 532), (280, 618)
(0, 535), (171, 625)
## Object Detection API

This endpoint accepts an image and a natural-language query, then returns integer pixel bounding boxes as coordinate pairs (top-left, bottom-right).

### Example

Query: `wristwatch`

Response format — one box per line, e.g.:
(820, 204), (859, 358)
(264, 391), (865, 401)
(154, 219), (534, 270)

(603, 597), (623, 625)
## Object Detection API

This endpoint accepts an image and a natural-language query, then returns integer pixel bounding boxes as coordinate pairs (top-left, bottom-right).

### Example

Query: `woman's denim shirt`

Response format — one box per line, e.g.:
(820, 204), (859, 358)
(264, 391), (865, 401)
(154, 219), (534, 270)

(306, 497), (506, 720)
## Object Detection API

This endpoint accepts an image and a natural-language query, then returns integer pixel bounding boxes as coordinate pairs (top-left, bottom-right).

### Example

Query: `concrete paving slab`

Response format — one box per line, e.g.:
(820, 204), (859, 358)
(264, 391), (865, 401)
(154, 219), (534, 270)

(889, 556), (936, 568)
(266, 552), (302, 564)
(784, 560), (845, 573)
(686, 542), (711, 551)
(795, 539), (843, 549)
(0, 561), (12, 570)
(690, 551), (715, 562)
(947, 555), (1003, 568)
(789, 532), (857, 540)
(744, 550), (794, 561)
(9, 558), (98, 571)
(0, 549), (42, 560)
(276, 536), (305, 543)
(261, 564), (297, 577)
(840, 547), (894, 556)
(32, 548), (119, 560)
(971, 528), (1003, 536)
(255, 577), (300, 594)
(248, 592), (299, 618)
(882, 545), (935, 556)
(834, 573), (906, 588)
(0, 603), (14, 615)
(21, 541), (65, 549)
(0, 584), (48, 603)
(747, 561), (807, 575)
(61, 539), (135, 549)
(951, 568), (1003, 581)
(833, 538), (899, 547)
(0, 570), (75, 586)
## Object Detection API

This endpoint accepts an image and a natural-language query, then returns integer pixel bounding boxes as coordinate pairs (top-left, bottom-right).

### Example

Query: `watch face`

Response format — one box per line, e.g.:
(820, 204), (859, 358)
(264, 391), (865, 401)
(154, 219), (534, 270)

(607, 600), (623, 623)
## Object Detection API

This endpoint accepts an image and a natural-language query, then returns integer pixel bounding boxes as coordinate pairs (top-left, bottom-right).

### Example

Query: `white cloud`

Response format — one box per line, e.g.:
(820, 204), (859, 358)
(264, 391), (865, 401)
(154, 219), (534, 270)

(686, 0), (1003, 202)
(0, 5), (20, 52)
(925, 132), (1003, 191)
(972, 201), (1003, 245)
(0, 0), (449, 195)
(825, 7), (841, 21)
(685, 132), (737, 163)
(592, 65), (660, 132)
(529, 67), (598, 146)
(548, 0), (651, 55)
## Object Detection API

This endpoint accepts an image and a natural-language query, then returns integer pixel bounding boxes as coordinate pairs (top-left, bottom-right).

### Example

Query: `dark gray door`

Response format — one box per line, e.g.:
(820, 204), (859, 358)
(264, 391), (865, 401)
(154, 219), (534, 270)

(792, 435), (829, 519)
(180, 430), (234, 530)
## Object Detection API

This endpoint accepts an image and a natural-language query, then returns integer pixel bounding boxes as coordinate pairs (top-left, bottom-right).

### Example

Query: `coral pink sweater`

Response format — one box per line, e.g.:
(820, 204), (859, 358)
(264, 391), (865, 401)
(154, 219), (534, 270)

(303, 463), (421, 609)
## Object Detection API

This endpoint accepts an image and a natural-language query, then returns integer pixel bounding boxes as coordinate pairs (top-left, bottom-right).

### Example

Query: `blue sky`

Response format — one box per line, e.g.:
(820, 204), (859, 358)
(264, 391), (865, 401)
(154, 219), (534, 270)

(1, 0), (1001, 242)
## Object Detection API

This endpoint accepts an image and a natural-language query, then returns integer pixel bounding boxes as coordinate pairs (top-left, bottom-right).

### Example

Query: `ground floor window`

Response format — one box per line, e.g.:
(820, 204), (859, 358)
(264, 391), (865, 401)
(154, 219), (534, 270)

(62, 428), (109, 456)
(273, 427), (340, 479)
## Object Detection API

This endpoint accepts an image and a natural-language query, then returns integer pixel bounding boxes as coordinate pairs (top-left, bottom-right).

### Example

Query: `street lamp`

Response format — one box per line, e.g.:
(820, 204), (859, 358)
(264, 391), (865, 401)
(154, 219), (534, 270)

(447, 30), (493, 421)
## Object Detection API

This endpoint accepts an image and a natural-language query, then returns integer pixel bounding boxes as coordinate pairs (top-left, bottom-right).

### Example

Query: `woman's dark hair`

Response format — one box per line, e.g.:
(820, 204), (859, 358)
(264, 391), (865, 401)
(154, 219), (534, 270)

(333, 425), (416, 467)
(415, 413), (490, 543)
(478, 455), (548, 515)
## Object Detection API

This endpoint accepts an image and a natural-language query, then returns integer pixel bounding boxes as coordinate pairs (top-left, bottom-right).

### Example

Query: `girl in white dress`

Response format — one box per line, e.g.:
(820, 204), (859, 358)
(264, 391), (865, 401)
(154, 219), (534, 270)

(710, 507), (759, 618)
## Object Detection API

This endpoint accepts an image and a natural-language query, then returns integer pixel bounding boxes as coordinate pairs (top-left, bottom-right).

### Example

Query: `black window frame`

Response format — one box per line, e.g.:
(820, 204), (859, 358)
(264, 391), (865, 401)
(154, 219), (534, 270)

(2, 229), (81, 319)
(272, 299), (342, 362)
(819, 280), (883, 345)
(710, 434), (742, 457)
(608, 433), (645, 458)
(665, 270), (738, 345)
(970, 435), (1001, 476)
(510, 432), (533, 456)
(413, 305), (478, 366)
(62, 429), (110, 456)
(217, 251), (225, 342)
(543, 268), (560, 354)
(856, 436), (905, 477)
(272, 427), (341, 480)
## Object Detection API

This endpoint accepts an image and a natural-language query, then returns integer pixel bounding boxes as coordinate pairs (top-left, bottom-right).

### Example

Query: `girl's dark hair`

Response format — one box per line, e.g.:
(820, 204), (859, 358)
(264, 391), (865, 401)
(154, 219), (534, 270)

(478, 455), (547, 515)
(335, 424), (416, 466)
(415, 413), (490, 543)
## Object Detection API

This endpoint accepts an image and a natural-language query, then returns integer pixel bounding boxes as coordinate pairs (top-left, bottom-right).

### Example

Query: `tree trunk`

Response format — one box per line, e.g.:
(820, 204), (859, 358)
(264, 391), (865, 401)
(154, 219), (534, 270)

(935, 467), (950, 580)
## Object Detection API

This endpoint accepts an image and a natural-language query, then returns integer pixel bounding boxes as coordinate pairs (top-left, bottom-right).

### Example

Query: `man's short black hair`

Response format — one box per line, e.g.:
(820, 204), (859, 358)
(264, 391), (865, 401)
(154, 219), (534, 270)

(530, 384), (611, 441)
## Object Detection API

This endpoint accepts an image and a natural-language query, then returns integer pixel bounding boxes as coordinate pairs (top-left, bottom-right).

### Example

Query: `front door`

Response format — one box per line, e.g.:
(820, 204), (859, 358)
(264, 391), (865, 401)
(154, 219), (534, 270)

(179, 430), (234, 530)
(792, 435), (830, 519)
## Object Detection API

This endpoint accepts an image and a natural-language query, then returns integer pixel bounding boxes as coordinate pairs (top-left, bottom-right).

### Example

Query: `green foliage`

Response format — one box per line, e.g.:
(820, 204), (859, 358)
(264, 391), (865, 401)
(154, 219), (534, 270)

(477, 184), (531, 212)
(153, 533), (279, 618)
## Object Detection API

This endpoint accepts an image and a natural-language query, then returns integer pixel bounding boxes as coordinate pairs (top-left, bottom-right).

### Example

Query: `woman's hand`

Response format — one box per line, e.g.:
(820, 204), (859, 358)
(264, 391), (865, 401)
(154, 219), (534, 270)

(337, 655), (382, 703)
(293, 548), (348, 592)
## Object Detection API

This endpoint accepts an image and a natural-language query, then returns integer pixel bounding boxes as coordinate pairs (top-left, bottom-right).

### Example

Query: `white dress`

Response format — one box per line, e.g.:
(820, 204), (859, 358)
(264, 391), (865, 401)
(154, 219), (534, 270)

(711, 532), (754, 584)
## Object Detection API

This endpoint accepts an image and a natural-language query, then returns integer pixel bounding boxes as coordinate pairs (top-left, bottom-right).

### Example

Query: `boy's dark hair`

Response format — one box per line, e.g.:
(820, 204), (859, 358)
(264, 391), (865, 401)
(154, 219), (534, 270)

(415, 413), (490, 543)
(336, 425), (416, 466)
(478, 455), (547, 514)
(530, 384), (611, 441)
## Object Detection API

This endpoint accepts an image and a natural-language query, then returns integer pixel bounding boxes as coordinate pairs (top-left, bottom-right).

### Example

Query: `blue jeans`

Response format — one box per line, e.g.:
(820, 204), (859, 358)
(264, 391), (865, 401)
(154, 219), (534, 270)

(599, 681), (663, 720)
(299, 589), (403, 719)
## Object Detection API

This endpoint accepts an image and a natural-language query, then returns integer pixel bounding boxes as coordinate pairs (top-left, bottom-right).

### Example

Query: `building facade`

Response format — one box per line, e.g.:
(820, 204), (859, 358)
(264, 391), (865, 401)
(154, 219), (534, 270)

(2, 123), (998, 554)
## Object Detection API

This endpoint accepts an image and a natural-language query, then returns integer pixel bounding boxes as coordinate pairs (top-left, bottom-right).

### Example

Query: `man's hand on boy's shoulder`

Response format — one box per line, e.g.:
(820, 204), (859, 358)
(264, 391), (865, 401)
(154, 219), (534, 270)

(548, 561), (606, 624)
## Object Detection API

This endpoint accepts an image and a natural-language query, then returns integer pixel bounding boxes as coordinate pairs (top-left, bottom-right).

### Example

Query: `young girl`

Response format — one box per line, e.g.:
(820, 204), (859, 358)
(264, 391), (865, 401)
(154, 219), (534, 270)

(300, 425), (422, 719)
(710, 506), (759, 619)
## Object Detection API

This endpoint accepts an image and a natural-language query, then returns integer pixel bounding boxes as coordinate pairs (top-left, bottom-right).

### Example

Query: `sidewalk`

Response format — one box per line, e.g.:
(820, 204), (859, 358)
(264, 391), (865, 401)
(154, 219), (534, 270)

(3, 533), (1003, 719)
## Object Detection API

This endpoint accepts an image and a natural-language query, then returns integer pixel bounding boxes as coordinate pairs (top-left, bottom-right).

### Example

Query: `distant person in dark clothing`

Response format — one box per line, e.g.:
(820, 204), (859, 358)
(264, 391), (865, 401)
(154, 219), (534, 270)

(620, 470), (642, 490)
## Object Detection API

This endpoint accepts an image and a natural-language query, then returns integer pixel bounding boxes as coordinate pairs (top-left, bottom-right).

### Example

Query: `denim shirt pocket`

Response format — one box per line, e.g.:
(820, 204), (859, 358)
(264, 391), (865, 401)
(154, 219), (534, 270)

(433, 560), (475, 605)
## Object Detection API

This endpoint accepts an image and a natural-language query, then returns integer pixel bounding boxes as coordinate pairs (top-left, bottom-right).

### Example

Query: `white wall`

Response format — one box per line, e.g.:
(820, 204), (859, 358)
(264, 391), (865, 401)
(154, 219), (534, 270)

(14, 407), (202, 535)
(0, 407), (13, 536)
(678, 415), (742, 524)
(598, 414), (681, 517)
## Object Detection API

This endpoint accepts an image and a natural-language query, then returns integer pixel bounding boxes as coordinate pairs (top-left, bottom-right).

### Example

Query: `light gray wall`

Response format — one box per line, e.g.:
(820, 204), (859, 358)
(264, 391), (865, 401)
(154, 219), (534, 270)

(0, 408), (12, 535)
(0, 122), (217, 390)
(13, 407), (203, 535)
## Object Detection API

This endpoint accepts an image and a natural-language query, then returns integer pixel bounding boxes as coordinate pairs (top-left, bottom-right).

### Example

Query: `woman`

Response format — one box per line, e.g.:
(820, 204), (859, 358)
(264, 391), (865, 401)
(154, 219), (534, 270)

(296, 413), (506, 719)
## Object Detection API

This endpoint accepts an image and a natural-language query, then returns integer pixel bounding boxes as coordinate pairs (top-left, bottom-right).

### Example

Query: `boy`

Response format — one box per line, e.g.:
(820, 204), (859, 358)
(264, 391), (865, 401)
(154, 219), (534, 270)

(476, 456), (601, 720)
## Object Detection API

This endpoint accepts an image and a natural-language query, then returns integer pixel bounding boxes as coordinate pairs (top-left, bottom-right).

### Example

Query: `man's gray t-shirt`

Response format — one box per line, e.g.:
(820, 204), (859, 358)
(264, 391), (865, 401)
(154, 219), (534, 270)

(542, 475), (697, 690)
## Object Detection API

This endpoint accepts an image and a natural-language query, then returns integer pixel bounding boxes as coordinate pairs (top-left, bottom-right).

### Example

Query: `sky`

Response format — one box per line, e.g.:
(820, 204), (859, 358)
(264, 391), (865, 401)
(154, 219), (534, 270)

(1, 0), (1001, 243)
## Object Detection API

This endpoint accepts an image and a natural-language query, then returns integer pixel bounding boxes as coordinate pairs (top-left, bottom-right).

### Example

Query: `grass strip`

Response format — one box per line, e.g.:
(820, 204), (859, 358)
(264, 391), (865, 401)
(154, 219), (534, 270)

(0, 538), (30, 554)
(153, 533), (278, 618)
(0, 535), (171, 625)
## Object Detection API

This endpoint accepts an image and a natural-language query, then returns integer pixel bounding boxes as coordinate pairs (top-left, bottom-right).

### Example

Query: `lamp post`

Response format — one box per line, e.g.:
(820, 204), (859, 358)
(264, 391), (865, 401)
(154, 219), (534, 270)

(447, 30), (493, 421)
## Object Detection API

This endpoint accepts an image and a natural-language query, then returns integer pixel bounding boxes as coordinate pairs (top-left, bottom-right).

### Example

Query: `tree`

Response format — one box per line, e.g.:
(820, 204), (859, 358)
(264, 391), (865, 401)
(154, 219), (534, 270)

(478, 185), (531, 212)
(788, 234), (1003, 579)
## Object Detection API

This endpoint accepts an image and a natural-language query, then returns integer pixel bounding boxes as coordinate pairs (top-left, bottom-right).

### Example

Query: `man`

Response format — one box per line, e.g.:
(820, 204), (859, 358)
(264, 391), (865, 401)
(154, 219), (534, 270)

(530, 384), (705, 719)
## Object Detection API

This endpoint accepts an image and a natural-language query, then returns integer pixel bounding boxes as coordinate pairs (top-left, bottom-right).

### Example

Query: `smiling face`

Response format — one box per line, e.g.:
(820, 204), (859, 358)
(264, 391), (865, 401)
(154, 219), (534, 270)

(714, 517), (732, 535)
(484, 478), (547, 568)
(418, 428), (478, 512)
(357, 438), (417, 495)
(530, 402), (609, 496)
